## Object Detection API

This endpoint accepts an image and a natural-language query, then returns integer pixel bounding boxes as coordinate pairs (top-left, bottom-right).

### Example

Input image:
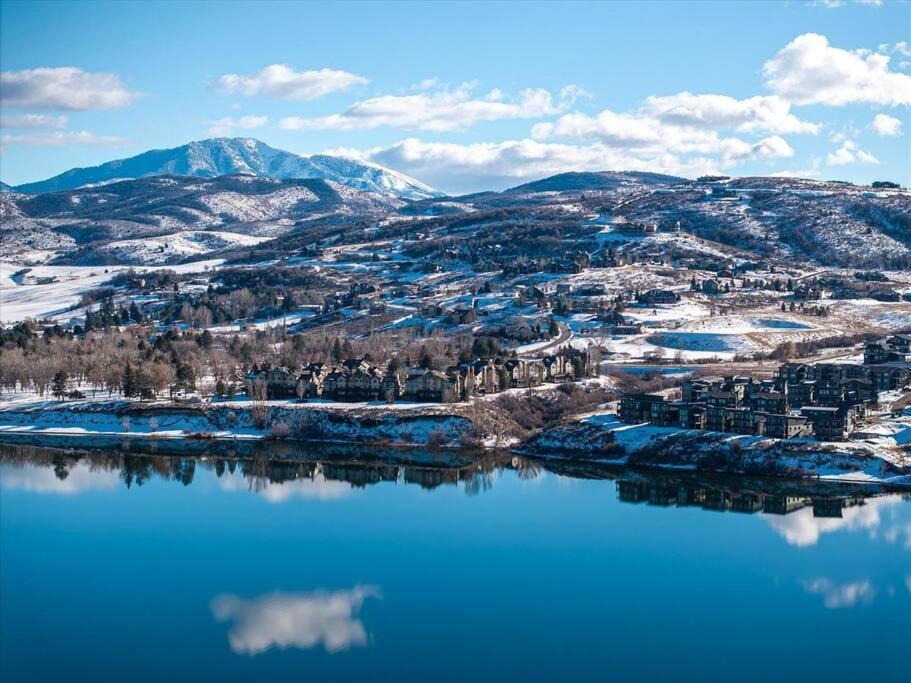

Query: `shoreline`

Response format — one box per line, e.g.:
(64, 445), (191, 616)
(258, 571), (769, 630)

(0, 404), (911, 491)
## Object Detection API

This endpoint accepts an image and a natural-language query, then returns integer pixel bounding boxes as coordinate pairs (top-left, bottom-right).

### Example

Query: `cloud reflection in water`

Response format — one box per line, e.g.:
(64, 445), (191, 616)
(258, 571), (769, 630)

(211, 586), (380, 655)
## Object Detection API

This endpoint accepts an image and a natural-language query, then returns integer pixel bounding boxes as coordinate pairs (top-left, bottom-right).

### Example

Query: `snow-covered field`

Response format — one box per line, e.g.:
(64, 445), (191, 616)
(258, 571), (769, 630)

(0, 259), (223, 323)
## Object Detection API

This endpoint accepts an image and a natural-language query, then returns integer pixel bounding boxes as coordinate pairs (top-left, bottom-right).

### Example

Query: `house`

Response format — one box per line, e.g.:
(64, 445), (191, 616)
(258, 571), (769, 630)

(757, 412), (809, 439)
(419, 303), (443, 319)
(245, 365), (299, 399)
(637, 289), (680, 305)
(322, 361), (390, 402)
(619, 393), (666, 423)
(701, 279), (721, 295)
(754, 391), (788, 414)
(297, 362), (330, 398)
(403, 369), (460, 403)
(501, 358), (546, 389)
(800, 406), (855, 441)
(543, 346), (598, 382)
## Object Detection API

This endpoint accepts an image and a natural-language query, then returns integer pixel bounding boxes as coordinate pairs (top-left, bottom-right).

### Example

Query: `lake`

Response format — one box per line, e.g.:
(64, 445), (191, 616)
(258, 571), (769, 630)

(1, 439), (909, 682)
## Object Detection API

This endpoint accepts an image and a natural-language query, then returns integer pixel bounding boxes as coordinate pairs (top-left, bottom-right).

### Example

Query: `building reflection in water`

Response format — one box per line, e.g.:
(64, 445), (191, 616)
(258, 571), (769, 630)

(0, 440), (906, 542)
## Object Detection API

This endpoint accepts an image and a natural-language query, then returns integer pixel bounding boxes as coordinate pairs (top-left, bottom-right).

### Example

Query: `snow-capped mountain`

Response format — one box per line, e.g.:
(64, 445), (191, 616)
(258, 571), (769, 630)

(13, 138), (442, 200)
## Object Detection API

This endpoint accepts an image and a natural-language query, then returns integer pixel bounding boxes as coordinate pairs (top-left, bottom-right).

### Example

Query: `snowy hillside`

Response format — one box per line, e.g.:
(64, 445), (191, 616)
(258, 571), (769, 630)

(13, 137), (442, 201)
(1, 174), (407, 265)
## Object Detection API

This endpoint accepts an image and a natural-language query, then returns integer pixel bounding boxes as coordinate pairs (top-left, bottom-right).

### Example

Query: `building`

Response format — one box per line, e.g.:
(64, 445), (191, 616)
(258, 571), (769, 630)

(245, 365), (299, 399)
(800, 406), (852, 441)
(619, 393), (667, 424)
(403, 369), (461, 403)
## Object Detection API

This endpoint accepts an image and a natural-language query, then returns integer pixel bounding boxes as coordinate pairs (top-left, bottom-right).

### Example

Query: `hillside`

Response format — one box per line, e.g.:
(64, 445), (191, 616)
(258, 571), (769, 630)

(0, 174), (406, 265)
(13, 137), (442, 201)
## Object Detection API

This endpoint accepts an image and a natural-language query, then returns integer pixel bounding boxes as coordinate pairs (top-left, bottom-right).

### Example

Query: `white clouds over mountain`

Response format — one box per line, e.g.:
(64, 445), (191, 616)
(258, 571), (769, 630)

(213, 64), (368, 100)
(0, 67), (139, 110)
(763, 33), (911, 106)
(336, 134), (792, 194)
(280, 82), (585, 132)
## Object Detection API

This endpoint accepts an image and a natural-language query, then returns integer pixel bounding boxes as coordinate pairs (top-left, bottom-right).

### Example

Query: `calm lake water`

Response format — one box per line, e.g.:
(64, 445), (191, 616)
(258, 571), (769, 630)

(1, 438), (909, 682)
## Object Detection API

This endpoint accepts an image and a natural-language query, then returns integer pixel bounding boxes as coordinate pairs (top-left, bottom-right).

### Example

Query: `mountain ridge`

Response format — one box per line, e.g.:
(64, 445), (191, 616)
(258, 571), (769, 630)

(13, 137), (442, 200)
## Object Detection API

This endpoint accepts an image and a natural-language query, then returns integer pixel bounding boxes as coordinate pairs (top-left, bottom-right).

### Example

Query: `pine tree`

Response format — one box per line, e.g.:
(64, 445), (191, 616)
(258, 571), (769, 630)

(52, 370), (69, 399)
(122, 365), (136, 398)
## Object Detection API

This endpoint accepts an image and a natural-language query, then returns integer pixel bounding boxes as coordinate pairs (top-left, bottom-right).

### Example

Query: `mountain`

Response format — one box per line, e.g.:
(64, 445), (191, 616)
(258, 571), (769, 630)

(1, 174), (408, 265)
(0, 181), (12, 193)
(13, 138), (442, 200)
(506, 171), (687, 194)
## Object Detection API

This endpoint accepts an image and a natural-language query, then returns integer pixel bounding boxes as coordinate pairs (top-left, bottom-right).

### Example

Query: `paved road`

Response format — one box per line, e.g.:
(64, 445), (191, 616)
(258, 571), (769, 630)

(525, 322), (573, 357)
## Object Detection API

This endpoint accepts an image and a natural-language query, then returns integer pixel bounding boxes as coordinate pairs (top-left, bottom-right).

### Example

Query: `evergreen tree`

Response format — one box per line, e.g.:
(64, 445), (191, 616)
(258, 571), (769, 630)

(52, 370), (69, 399)
(122, 365), (136, 398)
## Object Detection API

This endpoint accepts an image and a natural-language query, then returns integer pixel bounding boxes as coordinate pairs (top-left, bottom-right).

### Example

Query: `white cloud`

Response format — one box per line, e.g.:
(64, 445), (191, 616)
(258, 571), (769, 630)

(337, 133), (791, 194)
(0, 113), (68, 129)
(813, 0), (883, 7)
(213, 64), (367, 101)
(280, 83), (582, 132)
(802, 578), (875, 609)
(870, 113), (902, 136)
(826, 139), (879, 166)
(0, 130), (128, 146)
(763, 33), (911, 106)
(643, 93), (819, 134)
(211, 586), (380, 655)
(535, 106), (796, 161)
(206, 115), (268, 136)
(0, 67), (139, 110)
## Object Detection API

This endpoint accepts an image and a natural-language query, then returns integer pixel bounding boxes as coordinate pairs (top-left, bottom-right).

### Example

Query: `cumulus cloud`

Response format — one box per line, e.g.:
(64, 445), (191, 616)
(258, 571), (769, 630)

(334, 134), (791, 194)
(826, 139), (879, 166)
(0, 67), (139, 110)
(0, 130), (128, 146)
(870, 113), (902, 136)
(213, 64), (367, 100)
(642, 93), (819, 134)
(280, 82), (583, 132)
(802, 578), (876, 609)
(211, 586), (380, 655)
(763, 33), (911, 106)
(206, 115), (268, 136)
(534, 106), (795, 162)
(0, 113), (68, 129)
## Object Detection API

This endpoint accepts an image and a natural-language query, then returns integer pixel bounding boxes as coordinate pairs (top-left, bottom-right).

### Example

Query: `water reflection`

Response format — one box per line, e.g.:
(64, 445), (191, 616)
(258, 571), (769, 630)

(802, 578), (876, 609)
(1, 440), (908, 550)
(763, 495), (905, 547)
(0, 460), (120, 495)
(211, 586), (381, 655)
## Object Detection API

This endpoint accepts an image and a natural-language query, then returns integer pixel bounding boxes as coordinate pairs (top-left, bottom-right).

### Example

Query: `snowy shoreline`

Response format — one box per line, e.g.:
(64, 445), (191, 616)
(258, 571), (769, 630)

(1, 398), (908, 488)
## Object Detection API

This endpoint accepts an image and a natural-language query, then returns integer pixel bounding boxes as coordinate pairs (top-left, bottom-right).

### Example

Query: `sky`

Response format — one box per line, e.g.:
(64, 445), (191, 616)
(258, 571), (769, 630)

(1, 0), (909, 194)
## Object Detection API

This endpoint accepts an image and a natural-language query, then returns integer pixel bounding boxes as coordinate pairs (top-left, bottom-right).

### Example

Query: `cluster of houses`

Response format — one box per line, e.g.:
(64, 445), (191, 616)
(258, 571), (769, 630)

(620, 336), (911, 441)
(245, 346), (600, 404)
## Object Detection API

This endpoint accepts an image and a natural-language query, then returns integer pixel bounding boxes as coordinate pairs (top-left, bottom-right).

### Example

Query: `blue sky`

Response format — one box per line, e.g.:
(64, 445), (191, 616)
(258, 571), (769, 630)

(1, 0), (909, 193)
